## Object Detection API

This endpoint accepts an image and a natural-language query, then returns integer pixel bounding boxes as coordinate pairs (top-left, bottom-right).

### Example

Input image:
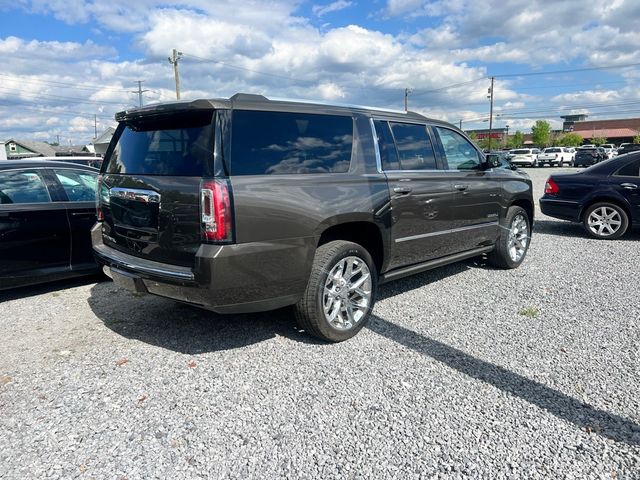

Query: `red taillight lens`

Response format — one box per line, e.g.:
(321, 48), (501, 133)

(200, 179), (233, 243)
(544, 177), (559, 195)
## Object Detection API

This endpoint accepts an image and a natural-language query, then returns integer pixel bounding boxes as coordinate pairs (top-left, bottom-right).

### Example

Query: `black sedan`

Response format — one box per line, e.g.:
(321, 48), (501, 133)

(0, 160), (99, 289)
(540, 153), (640, 239)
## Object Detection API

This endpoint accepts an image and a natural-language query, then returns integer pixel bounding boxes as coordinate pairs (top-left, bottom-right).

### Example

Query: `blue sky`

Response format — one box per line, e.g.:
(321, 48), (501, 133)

(1, 0), (640, 144)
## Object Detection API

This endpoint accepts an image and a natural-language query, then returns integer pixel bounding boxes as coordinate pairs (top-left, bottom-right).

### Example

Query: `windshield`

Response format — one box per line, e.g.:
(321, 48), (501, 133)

(104, 111), (214, 176)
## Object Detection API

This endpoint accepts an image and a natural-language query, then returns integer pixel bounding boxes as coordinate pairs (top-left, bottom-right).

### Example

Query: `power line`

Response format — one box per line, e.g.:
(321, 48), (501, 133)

(0, 85), (131, 106)
(493, 61), (640, 78)
(0, 74), (132, 93)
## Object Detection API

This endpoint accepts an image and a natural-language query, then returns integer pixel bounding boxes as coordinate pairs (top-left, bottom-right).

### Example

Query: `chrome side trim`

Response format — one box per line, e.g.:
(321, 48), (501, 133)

(110, 187), (160, 204)
(395, 221), (499, 243)
(369, 118), (383, 174)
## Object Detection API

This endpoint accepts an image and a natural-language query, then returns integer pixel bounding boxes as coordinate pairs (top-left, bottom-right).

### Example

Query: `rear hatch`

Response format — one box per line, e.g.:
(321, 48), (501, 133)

(576, 149), (598, 161)
(99, 106), (216, 267)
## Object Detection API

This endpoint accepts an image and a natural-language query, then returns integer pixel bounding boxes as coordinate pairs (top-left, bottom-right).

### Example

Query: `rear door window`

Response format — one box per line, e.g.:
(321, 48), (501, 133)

(434, 127), (482, 170)
(231, 110), (353, 175)
(373, 120), (400, 170)
(53, 169), (98, 202)
(0, 170), (51, 204)
(614, 159), (640, 177)
(387, 122), (437, 170)
(105, 111), (214, 176)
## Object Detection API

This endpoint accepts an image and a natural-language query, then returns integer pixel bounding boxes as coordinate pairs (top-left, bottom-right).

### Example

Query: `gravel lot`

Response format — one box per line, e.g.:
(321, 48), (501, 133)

(1, 166), (639, 479)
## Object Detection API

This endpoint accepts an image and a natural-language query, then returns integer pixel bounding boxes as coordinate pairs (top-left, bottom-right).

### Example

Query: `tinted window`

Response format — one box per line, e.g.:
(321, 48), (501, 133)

(435, 127), (481, 170)
(231, 111), (353, 175)
(105, 111), (214, 176)
(615, 159), (640, 177)
(511, 149), (530, 154)
(374, 120), (399, 170)
(0, 170), (50, 204)
(54, 169), (98, 202)
(388, 122), (437, 170)
(545, 148), (561, 153)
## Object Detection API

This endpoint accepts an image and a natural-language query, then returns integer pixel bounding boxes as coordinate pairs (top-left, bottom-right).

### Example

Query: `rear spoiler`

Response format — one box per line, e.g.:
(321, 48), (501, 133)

(115, 99), (216, 123)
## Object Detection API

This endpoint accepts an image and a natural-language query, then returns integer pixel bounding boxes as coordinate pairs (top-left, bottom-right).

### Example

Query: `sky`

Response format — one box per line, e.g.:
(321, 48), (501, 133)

(1, 0), (640, 145)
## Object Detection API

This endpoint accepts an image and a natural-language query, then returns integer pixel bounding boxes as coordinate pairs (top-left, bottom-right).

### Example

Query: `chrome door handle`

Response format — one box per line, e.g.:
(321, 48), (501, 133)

(454, 184), (469, 191)
(620, 183), (638, 190)
(393, 186), (412, 194)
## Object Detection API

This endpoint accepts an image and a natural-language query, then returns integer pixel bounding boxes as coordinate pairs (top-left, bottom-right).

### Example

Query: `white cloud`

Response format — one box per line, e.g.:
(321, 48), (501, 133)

(312, 1), (354, 17)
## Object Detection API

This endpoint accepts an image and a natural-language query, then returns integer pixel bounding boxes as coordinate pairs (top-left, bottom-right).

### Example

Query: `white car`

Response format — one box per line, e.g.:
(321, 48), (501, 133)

(537, 147), (573, 167)
(600, 144), (617, 159)
(509, 148), (542, 167)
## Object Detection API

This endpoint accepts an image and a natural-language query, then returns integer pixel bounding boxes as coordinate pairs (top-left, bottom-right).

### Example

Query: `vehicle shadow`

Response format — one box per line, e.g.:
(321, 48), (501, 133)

(535, 219), (640, 241)
(88, 259), (487, 353)
(86, 281), (323, 353)
(367, 315), (640, 447)
(0, 274), (104, 303)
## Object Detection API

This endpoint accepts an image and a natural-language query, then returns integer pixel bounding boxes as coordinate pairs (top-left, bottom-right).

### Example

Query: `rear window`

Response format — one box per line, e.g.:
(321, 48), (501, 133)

(231, 110), (353, 175)
(105, 111), (214, 176)
(511, 149), (530, 154)
(545, 148), (561, 153)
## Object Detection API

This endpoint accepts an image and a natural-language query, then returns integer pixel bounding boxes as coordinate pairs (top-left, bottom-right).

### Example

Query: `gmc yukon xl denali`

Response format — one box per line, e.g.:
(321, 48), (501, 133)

(93, 93), (534, 342)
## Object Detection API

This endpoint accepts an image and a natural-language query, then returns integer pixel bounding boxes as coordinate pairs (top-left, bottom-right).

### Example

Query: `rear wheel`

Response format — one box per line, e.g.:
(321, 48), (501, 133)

(582, 202), (629, 239)
(488, 206), (531, 269)
(294, 240), (376, 342)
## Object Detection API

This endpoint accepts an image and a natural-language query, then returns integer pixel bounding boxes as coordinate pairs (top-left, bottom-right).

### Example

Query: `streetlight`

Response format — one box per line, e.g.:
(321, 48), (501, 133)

(505, 124), (510, 147)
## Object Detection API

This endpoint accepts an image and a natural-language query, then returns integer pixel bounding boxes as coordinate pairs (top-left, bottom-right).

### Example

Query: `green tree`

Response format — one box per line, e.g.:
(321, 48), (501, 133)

(478, 136), (504, 151)
(531, 120), (551, 147)
(507, 131), (524, 148)
(559, 132), (583, 147)
(633, 132), (640, 144)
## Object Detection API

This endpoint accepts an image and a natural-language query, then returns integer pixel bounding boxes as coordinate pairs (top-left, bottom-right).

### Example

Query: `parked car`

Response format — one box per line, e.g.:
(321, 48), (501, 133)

(582, 144), (596, 148)
(574, 147), (607, 167)
(600, 144), (617, 159)
(39, 156), (103, 169)
(617, 144), (640, 155)
(509, 148), (541, 167)
(486, 150), (514, 169)
(92, 94), (535, 342)
(566, 147), (577, 163)
(0, 160), (99, 289)
(540, 153), (639, 239)
(537, 147), (573, 167)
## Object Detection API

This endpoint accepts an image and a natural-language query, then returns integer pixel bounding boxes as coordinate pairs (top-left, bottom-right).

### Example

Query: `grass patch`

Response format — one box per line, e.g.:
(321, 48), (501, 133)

(519, 306), (539, 318)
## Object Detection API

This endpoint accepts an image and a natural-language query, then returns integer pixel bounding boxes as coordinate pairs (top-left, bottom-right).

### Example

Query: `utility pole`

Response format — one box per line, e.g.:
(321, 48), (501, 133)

(94, 114), (97, 139)
(168, 49), (183, 100)
(487, 76), (495, 151)
(459, 119), (463, 130)
(131, 80), (150, 107)
(404, 88), (412, 112)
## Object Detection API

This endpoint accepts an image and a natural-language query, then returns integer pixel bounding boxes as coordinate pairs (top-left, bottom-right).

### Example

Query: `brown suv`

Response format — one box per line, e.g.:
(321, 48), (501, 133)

(93, 93), (534, 341)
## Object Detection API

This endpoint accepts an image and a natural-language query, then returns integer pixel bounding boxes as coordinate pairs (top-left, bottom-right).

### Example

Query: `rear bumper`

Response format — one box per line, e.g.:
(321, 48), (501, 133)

(539, 197), (581, 222)
(92, 223), (313, 313)
(511, 158), (536, 166)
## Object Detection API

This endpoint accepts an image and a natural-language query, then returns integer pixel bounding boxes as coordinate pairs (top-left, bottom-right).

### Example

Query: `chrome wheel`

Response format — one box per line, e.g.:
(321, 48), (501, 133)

(508, 214), (529, 262)
(322, 256), (372, 331)
(587, 206), (622, 237)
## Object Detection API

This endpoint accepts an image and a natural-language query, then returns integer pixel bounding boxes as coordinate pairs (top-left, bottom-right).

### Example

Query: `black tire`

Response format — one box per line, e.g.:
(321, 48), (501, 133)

(487, 206), (531, 269)
(294, 240), (377, 342)
(559, 160), (564, 167)
(582, 202), (629, 239)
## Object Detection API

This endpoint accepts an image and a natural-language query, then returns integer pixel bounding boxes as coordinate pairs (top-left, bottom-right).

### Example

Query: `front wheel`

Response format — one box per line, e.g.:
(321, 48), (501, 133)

(487, 206), (531, 269)
(294, 240), (376, 342)
(582, 202), (629, 239)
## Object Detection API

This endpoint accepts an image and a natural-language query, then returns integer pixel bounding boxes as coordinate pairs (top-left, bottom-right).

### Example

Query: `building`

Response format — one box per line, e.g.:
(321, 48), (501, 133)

(93, 127), (115, 156)
(3, 139), (59, 159)
(560, 114), (588, 132)
(571, 117), (640, 144)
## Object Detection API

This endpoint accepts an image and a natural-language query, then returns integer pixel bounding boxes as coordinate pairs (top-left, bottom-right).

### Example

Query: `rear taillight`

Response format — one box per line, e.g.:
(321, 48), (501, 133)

(544, 177), (559, 195)
(200, 178), (233, 243)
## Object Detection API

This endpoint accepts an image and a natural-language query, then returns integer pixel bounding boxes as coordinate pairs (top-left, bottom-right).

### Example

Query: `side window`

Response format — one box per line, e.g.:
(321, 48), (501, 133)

(435, 127), (482, 170)
(0, 170), (51, 204)
(614, 159), (640, 177)
(231, 111), (353, 175)
(53, 169), (98, 202)
(388, 122), (437, 170)
(373, 120), (399, 170)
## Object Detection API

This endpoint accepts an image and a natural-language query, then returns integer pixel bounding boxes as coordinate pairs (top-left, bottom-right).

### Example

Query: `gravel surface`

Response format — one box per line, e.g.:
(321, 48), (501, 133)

(1, 166), (639, 479)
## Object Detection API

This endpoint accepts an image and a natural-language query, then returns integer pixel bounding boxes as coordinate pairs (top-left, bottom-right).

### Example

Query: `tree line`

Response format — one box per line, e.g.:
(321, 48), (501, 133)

(470, 120), (640, 151)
